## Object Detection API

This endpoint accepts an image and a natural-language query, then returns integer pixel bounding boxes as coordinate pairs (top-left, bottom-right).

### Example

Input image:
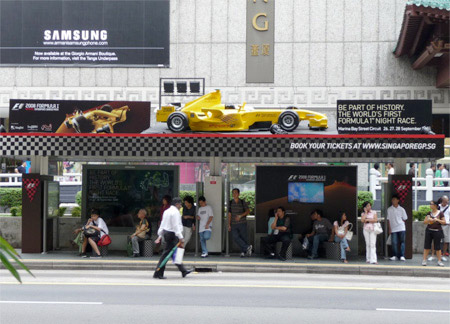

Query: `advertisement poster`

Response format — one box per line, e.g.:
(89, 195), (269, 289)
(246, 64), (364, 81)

(337, 100), (432, 134)
(9, 99), (151, 134)
(255, 166), (357, 235)
(82, 165), (179, 228)
(0, 0), (170, 66)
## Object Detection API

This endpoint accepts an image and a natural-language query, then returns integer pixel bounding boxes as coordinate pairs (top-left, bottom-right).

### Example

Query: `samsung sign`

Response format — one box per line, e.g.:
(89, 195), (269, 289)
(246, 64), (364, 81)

(0, 0), (170, 67)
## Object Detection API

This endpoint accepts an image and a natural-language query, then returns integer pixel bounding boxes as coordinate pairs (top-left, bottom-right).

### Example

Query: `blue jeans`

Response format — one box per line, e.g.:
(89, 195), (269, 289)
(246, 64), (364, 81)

(334, 236), (349, 260)
(391, 231), (406, 258)
(199, 230), (212, 254)
(308, 234), (328, 258)
(231, 222), (249, 253)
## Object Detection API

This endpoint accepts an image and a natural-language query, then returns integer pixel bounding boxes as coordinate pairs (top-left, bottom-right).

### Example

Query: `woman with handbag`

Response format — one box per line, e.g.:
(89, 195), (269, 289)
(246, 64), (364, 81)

(77, 208), (109, 258)
(361, 201), (378, 264)
(422, 200), (446, 267)
(332, 211), (352, 263)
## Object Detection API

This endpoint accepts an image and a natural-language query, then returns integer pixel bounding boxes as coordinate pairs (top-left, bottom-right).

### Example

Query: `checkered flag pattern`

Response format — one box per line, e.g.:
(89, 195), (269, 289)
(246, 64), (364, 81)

(392, 180), (412, 204)
(23, 178), (40, 202)
(0, 135), (443, 160)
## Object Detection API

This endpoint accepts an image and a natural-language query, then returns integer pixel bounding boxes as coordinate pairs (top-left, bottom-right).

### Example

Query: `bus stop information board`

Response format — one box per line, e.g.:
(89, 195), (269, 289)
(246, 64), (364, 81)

(336, 100), (432, 134)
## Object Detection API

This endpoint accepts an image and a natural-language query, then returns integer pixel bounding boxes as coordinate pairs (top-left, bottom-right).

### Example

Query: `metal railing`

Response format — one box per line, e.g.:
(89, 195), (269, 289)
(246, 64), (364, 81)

(0, 173), (82, 186)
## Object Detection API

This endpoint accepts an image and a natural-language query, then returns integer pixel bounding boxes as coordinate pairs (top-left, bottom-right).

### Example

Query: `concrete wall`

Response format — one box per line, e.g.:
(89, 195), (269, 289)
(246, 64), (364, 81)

(0, 217), (22, 248)
(1, 0), (448, 120)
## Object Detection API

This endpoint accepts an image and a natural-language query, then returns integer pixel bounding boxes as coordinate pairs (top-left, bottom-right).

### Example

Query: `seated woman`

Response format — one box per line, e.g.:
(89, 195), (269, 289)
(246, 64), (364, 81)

(129, 209), (151, 257)
(261, 206), (291, 261)
(331, 211), (351, 263)
(74, 208), (109, 258)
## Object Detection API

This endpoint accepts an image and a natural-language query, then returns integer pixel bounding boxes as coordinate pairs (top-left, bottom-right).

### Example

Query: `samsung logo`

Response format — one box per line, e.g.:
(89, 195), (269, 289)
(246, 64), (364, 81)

(44, 30), (108, 41)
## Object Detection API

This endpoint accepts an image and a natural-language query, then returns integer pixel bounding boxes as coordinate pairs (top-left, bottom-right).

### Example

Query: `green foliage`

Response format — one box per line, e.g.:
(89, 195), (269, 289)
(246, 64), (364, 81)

(71, 206), (81, 217)
(10, 206), (22, 217)
(179, 191), (197, 202)
(0, 188), (22, 209)
(414, 205), (431, 221)
(58, 207), (67, 217)
(75, 191), (82, 206)
(358, 191), (374, 213)
(240, 191), (255, 215)
(0, 235), (34, 283)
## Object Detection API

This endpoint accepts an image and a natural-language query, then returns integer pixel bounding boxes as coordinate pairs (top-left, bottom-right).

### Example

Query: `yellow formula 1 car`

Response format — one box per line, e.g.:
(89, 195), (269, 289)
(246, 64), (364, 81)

(156, 90), (328, 133)
(56, 105), (130, 133)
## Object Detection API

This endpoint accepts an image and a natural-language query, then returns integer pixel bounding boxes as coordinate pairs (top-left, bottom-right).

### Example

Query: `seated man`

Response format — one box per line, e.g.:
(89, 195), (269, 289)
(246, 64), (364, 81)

(306, 209), (332, 259)
(128, 209), (151, 257)
(261, 206), (291, 261)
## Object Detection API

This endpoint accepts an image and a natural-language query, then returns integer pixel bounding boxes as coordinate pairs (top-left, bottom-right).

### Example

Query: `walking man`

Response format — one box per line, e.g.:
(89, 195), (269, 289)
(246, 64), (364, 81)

(182, 195), (196, 247)
(153, 196), (193, 279)
(387, 194), (408, 261)
(228, 188), (252, 257)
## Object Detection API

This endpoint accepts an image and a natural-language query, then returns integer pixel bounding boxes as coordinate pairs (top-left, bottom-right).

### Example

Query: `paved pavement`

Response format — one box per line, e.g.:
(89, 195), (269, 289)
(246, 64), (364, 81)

(1, 270), (449, 324)
(8, 250), (450, 278)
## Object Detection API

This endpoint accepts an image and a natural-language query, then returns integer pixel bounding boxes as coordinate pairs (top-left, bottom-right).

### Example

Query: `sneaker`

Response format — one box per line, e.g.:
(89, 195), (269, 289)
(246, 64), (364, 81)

(389, 256), (397, 261)
(441, 256), (448, 262)
(422, 260), (427, 266)
(246, 245), (253, 257)
(278, 255), (287, 262)
(437, 261), (445, 267)
(81, 253), (88, 258)
(201, 253), (208, 258)
(428, 256), (435, 261)
(400, 256), (406, 261)
(240, 252), (245, 258)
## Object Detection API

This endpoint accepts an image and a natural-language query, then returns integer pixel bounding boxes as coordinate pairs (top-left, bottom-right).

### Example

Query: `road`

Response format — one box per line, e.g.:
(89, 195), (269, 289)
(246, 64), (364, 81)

(1, 270), (449, 324)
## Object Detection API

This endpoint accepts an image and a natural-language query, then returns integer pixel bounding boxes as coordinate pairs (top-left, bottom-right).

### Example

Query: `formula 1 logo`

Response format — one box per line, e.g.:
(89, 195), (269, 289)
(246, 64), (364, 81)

(12, 103), (25, 111)
(41, 124), (52, 131)
(392, 180), (412, 204)
(23, 178), (40, 202)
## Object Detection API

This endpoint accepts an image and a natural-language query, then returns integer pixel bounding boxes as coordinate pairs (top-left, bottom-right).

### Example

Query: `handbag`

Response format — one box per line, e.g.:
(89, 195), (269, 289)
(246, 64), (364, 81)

(374, 222), (383, 235)
(172, 247), (185, 265)
(83, 226), (99, 238)
(98, 234), (111, 246)
(337, 223), (353, 241)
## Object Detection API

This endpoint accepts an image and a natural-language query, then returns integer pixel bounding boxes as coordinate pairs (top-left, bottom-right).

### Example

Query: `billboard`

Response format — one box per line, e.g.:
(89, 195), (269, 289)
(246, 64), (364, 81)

(9, 99), (151, 134)
(82, 165), (179, 228)
(0, 0), (170, 66)
(337, 100), (432, 134)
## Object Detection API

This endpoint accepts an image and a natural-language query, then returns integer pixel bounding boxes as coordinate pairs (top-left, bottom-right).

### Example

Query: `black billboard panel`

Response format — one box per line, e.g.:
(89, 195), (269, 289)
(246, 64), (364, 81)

(9, 99), (151, 134)
(0, 0), (170, 66)
(337, 100), (432, 134)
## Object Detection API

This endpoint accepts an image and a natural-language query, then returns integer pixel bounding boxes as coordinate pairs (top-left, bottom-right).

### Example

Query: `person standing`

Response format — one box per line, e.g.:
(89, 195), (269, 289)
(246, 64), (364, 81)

(153, 197), (193, 279)
(439, 196), (449, 260)
(370, 163), (382, 185)
(440, 164), (449, 187)
(361, 202), (378, 264)
(435, 164), (442, 186)
(181, 196), (196, 247)
(387, 195), (408, 261)
(197, 196), (213, 258)
(228, 188), (252, 257)
(386, 162), (395, 176)
(422, 200), (446, 267)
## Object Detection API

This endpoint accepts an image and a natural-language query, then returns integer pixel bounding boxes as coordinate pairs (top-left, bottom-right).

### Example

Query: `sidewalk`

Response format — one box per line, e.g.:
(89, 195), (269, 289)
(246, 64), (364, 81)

(9, 250), (450, 278)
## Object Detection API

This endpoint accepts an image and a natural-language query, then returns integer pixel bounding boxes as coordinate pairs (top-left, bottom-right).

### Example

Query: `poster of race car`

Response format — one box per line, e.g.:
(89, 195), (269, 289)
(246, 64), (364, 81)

(0, 0), (169, 66)
(9, 100), (151, 134)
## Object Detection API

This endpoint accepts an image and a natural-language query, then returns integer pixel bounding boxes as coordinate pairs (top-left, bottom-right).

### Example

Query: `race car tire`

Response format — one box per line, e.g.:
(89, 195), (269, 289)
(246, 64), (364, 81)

(64, 120), (73, 129)
(278, 111), (299, 132)
(100, 104), (113, 112)
(72, 115), (95, 133)
(96, 125), (112, 133)
(167, 112), (189, 132)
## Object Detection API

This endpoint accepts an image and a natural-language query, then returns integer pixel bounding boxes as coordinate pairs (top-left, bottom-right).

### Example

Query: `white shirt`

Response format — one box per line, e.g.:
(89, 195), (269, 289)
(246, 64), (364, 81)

(89, 217), (109, 237)
(387, 205), (408, 233)
(158, 205), (184, 239)
(388, 168), (395, 175)
(371, 168), (382, 185)
(442, 168), (449, 180)
(439, 203), (450, 225)
(197, 205), (213, 232)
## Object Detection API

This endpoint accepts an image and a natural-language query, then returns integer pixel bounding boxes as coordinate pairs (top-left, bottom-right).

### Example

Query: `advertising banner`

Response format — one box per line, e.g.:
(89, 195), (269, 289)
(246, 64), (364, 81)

(9, 99), (151, 134)
(337, 100), (432, 134)
(0, 0), (170, 66)
(255, 166), (357, 235)
(82, 165), (179, 228)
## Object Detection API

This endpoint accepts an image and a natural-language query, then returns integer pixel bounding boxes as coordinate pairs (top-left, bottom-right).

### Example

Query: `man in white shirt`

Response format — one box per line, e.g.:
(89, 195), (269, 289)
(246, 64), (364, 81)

(386, 162), (395, 175)
(153, 196), (193, 279)
(439, 196), (449, 260)
(370, 163), (382, 186)
(387, 195), (408, 261)
(197, 196), (214, 258)
(440, 165), (449, 187)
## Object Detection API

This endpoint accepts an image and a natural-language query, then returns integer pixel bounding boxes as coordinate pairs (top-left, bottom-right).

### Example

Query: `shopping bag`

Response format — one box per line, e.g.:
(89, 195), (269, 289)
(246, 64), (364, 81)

(302, 237), (309, 250)
(126, 241), (133, 257)
(172, 247), (185, 265)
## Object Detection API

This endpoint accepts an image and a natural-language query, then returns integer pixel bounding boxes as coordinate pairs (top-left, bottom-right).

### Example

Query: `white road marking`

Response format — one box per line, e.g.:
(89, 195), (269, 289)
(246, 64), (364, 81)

(376, 308), (450, 313)
(0, 301), (103, 305)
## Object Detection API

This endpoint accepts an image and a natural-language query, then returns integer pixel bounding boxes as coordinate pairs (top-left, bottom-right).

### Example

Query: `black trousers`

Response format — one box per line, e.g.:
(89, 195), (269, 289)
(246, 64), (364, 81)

(154, 230), (186, 276)
(261, 234), (291, 258)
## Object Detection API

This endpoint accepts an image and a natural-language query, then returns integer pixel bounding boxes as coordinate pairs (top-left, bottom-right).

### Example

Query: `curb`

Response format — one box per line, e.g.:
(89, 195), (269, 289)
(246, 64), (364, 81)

(6, 260), (449, 278)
